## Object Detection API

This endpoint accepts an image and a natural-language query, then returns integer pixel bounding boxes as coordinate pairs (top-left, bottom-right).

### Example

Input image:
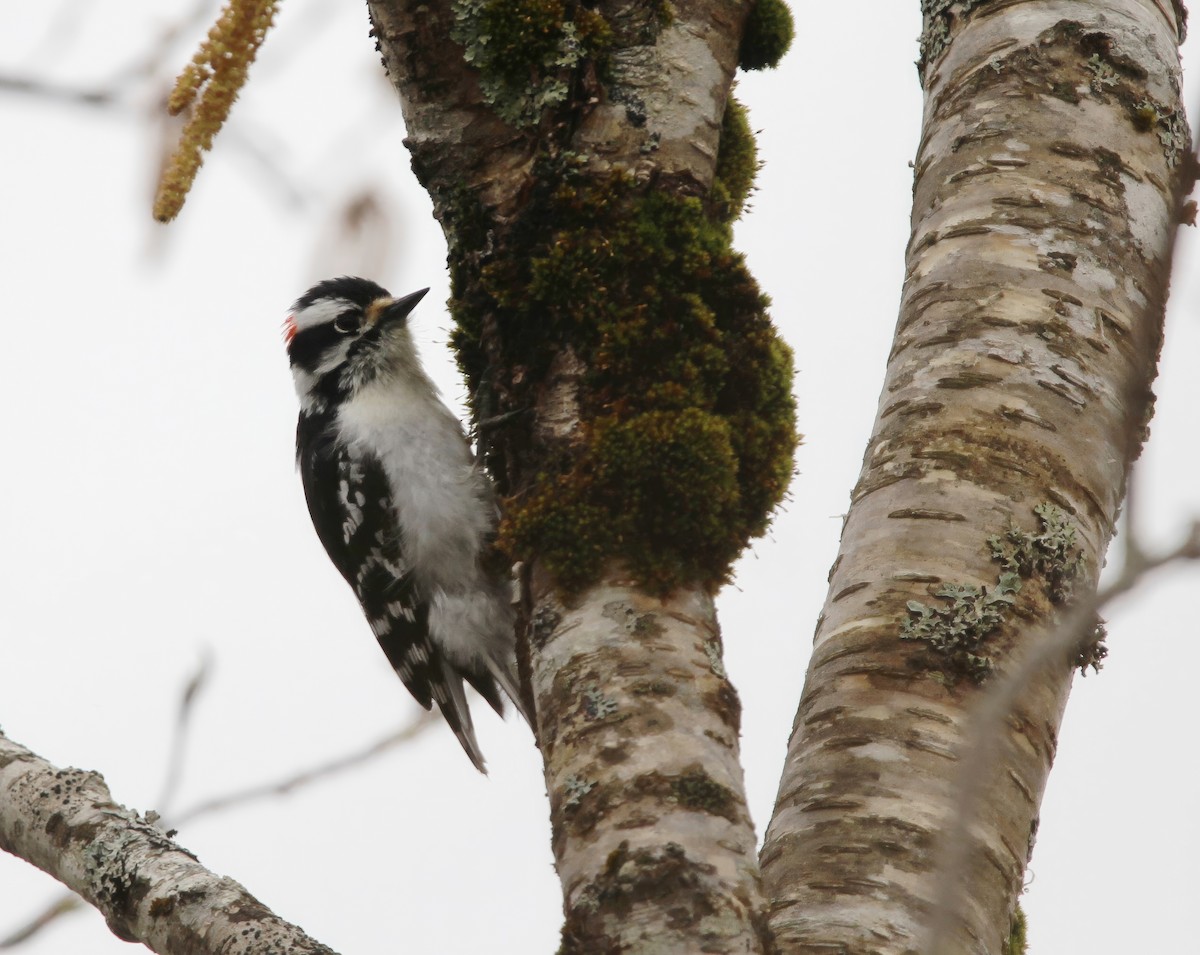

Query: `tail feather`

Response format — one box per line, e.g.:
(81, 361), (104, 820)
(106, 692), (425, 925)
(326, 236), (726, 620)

(437, 660), (488, 773)
(427, 588), (532, 727)
(461, 653), (530, 726)
(484, 653), (531, 726)
(462, 668), (507, 718)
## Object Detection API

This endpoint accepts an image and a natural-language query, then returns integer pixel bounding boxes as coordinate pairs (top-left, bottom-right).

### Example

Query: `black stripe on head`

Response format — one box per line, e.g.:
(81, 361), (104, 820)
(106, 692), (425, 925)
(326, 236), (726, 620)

(292, 276), (391, 312)
(287, 322), (344, 374)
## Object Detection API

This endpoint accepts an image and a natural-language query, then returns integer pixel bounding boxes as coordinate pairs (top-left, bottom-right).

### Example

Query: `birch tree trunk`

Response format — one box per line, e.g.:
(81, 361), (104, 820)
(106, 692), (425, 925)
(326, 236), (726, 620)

(760, 2), (1189, 952)
(365, 0), (794, 950)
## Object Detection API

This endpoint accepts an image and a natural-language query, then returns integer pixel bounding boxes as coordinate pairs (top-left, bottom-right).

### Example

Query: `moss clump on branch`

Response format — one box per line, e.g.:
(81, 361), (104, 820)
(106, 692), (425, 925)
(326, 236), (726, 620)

(738, 0), (794, 71)
(712, 95), (759, 221)
(445, 165), (797, 595)
(1005, 903), (1028, 955)
(451, 0), (612, 126)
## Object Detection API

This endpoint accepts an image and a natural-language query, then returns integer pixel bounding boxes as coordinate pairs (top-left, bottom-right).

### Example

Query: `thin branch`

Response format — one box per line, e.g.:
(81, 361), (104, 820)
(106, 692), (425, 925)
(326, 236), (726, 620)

(156, 650), (213, 814)
(0, 896), (80, 950)
(0, 75), (116, 107)
(1, 0), (215, 110)
(171, 711), (438, 826)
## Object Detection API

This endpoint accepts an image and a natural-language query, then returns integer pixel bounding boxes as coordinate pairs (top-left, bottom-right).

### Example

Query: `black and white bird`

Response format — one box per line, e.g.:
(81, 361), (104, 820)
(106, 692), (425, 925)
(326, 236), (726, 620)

(284, 276), (527, 771)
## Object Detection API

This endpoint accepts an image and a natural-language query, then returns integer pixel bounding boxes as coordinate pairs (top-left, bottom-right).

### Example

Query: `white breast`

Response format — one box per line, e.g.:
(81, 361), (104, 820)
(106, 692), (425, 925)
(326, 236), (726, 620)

(334, 376), (495, 597)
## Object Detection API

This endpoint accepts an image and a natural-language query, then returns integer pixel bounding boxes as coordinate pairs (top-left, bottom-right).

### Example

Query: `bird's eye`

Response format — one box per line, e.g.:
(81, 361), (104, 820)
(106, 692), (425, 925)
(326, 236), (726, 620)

(333, 313), (361, 335)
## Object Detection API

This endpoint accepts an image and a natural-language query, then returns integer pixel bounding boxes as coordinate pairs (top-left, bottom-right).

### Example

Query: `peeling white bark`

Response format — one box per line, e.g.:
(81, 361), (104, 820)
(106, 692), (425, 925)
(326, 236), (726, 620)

(0, 732), (338, 955)
(761, 2), (1186, 952)
(575, 0), (744, 186)
(530, 573), (767, 954)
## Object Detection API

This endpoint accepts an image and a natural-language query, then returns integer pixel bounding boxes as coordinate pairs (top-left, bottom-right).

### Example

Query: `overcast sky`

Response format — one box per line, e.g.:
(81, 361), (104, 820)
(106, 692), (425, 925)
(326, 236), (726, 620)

(1, 3), (1197, 953)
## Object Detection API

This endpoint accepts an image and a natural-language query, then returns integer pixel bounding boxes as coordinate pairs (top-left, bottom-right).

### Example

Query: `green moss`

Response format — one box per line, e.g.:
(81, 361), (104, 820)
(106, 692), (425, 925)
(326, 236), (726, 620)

(442, 184), (493, 400)
(448, 168), (797, 595)
(451, 0), (611, 126)
(712, 94), (759, 222)
(672, 769), (737, 818)
(738, 0), (794, 71)
(1005, 903), (1028, 955)
(596, 410), (743, 587)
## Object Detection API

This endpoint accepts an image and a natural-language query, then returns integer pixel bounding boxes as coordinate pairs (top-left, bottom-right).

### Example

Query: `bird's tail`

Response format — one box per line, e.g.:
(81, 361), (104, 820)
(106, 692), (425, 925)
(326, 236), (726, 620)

(430, 588), (532, 727)
(438, 663), (489, 773)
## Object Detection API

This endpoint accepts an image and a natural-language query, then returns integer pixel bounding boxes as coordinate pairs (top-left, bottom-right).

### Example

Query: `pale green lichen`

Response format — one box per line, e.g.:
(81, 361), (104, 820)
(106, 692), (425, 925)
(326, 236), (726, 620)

(451, 0), (610, 127)
(1085, 53), (1120, 91)
(901, 574), (1022, 683)
(904, 502), (1106, 681)
(704, 640), (726, 677)
(1131, 99), (1191, 167)
(583, 686), (619, 719)
(563, 774), (596, 807)
(988, 502), (1085, 603)
(918, 0), (991, 76)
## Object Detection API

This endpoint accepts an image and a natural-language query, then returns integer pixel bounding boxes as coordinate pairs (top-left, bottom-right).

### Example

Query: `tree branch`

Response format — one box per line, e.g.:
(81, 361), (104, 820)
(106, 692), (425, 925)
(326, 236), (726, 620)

(0, 731), (339, 955)
(760, 3), (1189, 951)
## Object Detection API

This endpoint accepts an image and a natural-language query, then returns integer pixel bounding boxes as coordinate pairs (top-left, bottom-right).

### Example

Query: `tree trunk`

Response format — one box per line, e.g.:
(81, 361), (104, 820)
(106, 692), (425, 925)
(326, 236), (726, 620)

(760, 2), (1188, 952)
(366, 0), (795, 949)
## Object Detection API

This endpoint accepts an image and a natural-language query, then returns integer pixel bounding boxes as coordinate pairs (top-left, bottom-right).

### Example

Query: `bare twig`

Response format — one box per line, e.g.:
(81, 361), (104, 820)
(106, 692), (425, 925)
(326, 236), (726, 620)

(0, 896), (81, 950)
(1, 0), (215, 110)
(171, 711), (438, 826)
(156, 650), (213, 815)
(0, 75), (117, 107)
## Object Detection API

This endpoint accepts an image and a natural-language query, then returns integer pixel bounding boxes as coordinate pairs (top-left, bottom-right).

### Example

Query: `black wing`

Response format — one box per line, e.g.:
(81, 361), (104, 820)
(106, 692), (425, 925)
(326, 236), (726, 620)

(296, 414), (489, 770)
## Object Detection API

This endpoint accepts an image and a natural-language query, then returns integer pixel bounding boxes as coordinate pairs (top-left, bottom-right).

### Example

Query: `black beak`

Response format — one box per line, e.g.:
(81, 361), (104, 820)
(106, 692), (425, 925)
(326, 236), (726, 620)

(376, 287), (430, 328)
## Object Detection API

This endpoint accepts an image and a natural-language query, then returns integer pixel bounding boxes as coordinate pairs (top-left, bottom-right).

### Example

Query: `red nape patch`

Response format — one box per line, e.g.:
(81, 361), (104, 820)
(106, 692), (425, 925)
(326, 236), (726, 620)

(283, 314), (297, 344)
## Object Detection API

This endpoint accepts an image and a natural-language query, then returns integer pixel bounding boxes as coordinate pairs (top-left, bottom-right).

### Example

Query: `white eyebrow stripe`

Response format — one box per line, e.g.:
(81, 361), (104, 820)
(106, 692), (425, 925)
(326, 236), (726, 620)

(291, 298), (354, 333)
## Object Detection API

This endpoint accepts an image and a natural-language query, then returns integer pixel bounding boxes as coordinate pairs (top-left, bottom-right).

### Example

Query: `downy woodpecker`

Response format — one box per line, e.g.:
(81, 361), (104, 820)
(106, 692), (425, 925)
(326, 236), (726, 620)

(285, 276), (526, 771)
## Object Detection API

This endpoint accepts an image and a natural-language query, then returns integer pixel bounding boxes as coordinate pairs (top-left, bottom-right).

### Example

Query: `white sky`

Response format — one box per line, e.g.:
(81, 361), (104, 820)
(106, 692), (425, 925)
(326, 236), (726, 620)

(0, 3), (1197, 953)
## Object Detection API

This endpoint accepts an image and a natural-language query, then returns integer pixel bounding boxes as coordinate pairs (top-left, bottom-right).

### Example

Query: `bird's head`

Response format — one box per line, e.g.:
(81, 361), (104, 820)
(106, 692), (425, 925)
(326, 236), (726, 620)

(285, 276), (429, 410)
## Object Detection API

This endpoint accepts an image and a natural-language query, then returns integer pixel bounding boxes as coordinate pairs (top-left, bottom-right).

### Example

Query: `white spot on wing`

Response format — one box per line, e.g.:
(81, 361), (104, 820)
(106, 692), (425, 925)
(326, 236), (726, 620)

(387, 601), (416, 623)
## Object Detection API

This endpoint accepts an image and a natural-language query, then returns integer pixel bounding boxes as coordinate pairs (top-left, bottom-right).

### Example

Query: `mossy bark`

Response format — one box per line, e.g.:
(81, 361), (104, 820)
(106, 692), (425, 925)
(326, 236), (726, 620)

(366, 0), (791, 950)
(760, 3), (1187, 953)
